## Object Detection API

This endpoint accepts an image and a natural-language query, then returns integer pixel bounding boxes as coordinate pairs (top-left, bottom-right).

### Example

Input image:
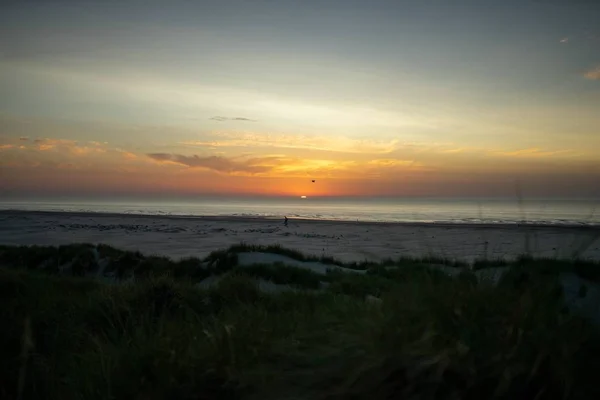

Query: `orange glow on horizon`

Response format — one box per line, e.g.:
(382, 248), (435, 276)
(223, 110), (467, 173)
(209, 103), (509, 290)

(1, 133), (600, 198)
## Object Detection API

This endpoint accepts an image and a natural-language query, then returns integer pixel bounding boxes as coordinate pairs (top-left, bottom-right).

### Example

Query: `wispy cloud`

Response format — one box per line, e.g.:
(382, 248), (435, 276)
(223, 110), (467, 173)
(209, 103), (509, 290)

(494, 148), (576, 158)
(32, 138), (107, 154)
(147, 153), (275, 174)
(147, 151), (431, 179)
(439, 148), (467, 154)
(180, 132), (403, 154)
(210, 116), (257, 122)
(559, 37), (569, 44)
(34, 138), (76, 151)
(366, 159), (418, 167)
(583, 65), (600, 80)
(0, 139), (150, 174)
(19, 137), (28, 141)
(70, 146), (107, 156)
(116, 149), (138, 160)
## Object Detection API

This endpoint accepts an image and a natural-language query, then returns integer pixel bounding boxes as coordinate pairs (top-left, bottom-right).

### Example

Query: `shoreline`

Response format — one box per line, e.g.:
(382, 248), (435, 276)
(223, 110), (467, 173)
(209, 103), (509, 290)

(2, 209), (599, 231)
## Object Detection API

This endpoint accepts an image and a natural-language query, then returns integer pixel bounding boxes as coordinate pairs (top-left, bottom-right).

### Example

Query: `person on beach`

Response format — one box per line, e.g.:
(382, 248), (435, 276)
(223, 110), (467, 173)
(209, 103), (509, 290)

(284, 216), (288, 227)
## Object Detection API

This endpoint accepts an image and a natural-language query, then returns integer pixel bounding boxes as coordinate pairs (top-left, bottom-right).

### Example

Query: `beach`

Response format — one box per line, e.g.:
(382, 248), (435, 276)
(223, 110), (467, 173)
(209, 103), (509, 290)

(2, 210), (599, 262)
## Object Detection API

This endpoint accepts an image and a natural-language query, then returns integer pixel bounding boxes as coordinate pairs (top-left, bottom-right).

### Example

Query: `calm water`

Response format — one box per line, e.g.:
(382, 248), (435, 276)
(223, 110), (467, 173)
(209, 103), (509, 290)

(1, 198), (599, 226)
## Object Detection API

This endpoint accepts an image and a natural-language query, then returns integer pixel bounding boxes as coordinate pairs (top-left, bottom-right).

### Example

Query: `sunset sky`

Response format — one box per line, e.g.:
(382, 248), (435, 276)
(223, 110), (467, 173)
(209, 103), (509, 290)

(1, 0), (599, 198)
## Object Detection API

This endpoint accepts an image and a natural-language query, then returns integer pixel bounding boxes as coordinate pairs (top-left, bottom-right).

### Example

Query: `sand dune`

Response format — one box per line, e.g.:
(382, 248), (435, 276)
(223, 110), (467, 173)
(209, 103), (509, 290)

(236, 252), (366, 274)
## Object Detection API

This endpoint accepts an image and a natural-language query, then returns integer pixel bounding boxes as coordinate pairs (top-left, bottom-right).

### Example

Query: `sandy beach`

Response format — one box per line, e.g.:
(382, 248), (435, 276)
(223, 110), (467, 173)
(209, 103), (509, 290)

(1, 210), (599, 262)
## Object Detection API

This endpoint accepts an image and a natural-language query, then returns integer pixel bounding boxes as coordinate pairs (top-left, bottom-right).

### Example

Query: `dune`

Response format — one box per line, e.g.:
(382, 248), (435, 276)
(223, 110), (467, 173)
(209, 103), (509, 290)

(236, 252), (366, 275)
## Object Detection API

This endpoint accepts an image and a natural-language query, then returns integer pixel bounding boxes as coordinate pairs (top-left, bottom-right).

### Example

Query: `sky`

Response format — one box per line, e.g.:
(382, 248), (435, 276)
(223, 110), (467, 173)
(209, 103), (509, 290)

(1, 0), (599, 198)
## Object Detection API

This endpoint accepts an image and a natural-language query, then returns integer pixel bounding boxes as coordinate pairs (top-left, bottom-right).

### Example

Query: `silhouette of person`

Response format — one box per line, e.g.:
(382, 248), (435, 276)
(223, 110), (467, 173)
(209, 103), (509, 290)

(284, 216), (288, 227)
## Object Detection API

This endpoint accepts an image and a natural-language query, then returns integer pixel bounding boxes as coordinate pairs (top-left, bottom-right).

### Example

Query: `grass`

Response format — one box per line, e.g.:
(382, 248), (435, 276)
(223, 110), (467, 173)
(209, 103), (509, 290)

(235, 263), (324, 290)
(1, 242), (600, 399)
(2, 243), (600, 286)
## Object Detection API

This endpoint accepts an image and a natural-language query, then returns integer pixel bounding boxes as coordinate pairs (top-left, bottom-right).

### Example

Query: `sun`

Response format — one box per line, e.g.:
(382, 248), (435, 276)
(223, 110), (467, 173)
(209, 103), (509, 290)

(300, 195), (307, 199)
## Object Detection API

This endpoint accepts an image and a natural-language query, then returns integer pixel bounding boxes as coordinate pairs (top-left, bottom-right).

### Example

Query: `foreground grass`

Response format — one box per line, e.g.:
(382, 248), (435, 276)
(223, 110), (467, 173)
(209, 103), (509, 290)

(2, 254), (600, 399)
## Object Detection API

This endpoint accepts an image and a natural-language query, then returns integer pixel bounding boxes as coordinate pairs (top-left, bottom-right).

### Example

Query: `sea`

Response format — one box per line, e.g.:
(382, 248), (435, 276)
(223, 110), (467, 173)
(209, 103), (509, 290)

(1, 197), (599, 226)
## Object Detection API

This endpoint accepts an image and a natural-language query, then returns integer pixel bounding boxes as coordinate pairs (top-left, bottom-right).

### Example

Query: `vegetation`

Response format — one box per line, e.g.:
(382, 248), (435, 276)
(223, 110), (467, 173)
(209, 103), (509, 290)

(1, 243), (600, 399)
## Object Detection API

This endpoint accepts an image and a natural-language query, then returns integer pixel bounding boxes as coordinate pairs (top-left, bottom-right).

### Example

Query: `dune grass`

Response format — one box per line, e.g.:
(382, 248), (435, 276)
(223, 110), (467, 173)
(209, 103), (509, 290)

(2, 266), (600, 400)
(3, 242), (600, 287)
(2, 242), (600, 399)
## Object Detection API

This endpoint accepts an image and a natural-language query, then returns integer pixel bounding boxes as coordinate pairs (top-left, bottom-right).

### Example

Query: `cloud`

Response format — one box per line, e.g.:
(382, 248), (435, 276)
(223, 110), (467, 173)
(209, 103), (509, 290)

(180, 132), (404, 154)
(210, 116), (257, 122)
(34, 138), (76, 151)
(70, 146), (107, 155)
(0, 144), (14, 150)
(32, 138), (106, 154)
(494, 148), (576, 158)
(559, 37), (569, 44)
(19, 137), (28, 141)
(116, 149), (138, 160)
(440, 148), (466, 154)
(147, 151), (432, 179)
(147, 153), (171, 162)
(147, 153), (274, 174)
(583, 66), (600, 80)
(1, 140), (150, 174)
(366, 159), (418, 167)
